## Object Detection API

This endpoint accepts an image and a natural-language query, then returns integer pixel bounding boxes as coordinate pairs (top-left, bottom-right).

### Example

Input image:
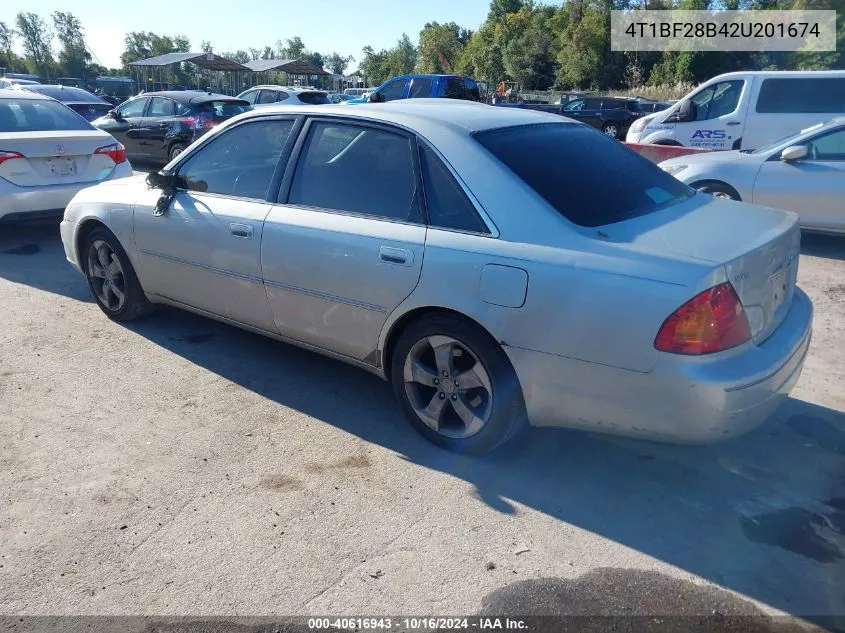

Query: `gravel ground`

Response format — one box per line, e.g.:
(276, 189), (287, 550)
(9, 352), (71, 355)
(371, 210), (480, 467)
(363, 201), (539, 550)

(0, 223), (843, 627)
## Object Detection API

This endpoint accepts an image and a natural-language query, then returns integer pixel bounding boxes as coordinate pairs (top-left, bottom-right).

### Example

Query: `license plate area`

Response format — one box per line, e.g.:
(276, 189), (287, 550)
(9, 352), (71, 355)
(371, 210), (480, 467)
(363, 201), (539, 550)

(47, 157), (76, 176)
(770, 268), (788, 312)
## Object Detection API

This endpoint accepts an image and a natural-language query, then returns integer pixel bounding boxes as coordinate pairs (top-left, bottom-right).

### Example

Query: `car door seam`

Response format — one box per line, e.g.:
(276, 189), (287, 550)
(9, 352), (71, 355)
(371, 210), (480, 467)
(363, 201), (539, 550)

(138, 248), (263, 284)
(262, 278), (386, 313)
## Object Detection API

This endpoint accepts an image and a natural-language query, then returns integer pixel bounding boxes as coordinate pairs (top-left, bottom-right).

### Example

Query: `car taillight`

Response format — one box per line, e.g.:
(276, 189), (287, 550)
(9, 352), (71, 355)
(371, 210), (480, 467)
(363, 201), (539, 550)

(181, 116), (214, 130)
(0, 150), (24, 165)
(654, 282), (751, 355)
(94, 142), (126, 165)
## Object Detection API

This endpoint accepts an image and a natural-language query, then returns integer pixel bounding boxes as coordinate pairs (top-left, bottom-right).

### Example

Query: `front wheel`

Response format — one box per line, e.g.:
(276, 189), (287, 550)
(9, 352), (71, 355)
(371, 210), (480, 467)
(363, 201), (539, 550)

(83, 226), (153, 321)
(694, 182), (740, 201)
(390, 314), (527, 454)
(168, 143), (186, 162)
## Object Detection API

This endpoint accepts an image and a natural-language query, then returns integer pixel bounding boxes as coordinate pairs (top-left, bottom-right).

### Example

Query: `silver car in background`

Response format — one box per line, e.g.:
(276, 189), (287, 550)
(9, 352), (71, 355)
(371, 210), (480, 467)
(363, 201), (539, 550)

(60, 101), (812, 453)
(660, 118), (845, 235)
(0, 88), (132, 223)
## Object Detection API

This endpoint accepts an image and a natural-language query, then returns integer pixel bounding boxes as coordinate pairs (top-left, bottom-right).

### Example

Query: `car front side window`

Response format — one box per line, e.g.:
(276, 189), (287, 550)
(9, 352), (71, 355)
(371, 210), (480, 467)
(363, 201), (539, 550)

(380, 79), (409, 102)
(806, 127), (845, 161)
(176, 119), (295, 199)
(692, 80), (743, 121)
(117, 97), (148, 118)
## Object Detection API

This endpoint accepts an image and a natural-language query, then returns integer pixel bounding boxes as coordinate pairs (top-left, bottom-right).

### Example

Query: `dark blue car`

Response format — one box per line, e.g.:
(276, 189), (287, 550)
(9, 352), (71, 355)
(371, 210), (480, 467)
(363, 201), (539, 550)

(351, 74), (482, 104)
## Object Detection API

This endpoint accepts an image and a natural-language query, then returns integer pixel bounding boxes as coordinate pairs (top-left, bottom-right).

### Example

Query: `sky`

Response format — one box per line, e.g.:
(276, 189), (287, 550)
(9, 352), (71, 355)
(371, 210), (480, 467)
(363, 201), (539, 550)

(3, 0), (502, 71)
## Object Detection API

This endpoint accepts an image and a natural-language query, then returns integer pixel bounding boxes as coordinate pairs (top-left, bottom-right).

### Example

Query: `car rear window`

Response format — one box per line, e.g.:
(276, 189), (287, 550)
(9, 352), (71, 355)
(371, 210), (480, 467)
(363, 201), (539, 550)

(0, 98), (94, 132)
(298, 91), (331, 105)
(474, 123), (694, 227)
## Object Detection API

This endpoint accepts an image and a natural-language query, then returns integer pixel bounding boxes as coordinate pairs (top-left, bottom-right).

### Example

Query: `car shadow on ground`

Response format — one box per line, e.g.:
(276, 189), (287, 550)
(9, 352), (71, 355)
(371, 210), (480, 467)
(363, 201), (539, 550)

(2, 224), (844, 624)
(118, 305), (845, 623)
(802, 232), (845, 262)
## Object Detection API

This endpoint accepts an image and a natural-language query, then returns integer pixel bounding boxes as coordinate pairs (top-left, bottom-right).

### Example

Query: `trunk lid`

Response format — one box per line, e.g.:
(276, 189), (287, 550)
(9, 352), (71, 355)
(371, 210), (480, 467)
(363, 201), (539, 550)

(0, 130), (118, 186)
(604, 193), (801, 343)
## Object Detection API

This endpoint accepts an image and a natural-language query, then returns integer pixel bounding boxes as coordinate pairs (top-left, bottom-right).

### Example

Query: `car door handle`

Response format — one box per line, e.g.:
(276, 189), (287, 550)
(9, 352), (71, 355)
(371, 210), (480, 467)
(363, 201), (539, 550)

(726, 121), (741, 126)
(230, 223), (253, 239)
(158, 123), (169, 129)
(379, 246), (413, 266)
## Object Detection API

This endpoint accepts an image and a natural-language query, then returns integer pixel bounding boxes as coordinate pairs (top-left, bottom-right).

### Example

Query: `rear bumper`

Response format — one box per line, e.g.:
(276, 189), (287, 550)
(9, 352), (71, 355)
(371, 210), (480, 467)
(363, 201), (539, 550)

(506, 288), (813, 443)
(0, 163), (132, 222)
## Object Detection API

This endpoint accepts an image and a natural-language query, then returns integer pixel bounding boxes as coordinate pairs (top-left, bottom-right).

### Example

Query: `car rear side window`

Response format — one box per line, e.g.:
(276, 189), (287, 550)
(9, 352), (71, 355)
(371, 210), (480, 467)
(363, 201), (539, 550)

(148, 97), (174, 117)
(474, 123), (694, 227)
(298, 92), (331, 105)
(419, 144), (489, 234)
(257, 91), (279, 104)
(756, 78), (845, 113)
(0, 98), (94, 132)
(176, 119), (295, 199)
(288, 122), (421, 223)
(409, 78), (433, 98)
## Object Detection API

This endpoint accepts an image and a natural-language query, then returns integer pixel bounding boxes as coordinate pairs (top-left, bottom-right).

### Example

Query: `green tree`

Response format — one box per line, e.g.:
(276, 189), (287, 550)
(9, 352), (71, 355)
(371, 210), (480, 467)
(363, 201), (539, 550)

(15, 12), (53, 77)
(360, 45), (390, 85)
(52, 12), (90, 78)
(386, 33), (417, 75)
(502, 7), (557, 89)
(325, 52), (353, 75)
(201, 40), (213, 53)
(278, 36), (306, 59)
(0, 21), (19, 71)
(418, 22), (465, 73)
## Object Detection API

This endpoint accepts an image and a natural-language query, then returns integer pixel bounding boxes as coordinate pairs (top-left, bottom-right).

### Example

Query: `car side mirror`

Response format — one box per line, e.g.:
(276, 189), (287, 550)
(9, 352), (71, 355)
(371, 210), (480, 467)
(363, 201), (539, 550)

(368, 91), (383, 103)
(146, 171), (170, 189)
(109, 109), (122, 120)
(675, 100), (697, 123)
(780, 145), (808, 162)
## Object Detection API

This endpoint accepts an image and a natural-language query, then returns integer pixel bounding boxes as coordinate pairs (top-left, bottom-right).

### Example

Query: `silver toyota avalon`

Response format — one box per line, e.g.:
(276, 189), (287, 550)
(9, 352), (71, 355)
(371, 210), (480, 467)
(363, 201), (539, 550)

(60, 100), (813, 454)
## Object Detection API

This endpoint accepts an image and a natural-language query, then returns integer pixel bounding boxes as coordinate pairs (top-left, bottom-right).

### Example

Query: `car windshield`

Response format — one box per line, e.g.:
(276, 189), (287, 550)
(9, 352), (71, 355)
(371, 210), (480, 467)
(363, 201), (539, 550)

(749, 122), (827, 154)
(474, 122), (694, 227)
(0, 97), (94, 132)
(25, 86), (103, 103)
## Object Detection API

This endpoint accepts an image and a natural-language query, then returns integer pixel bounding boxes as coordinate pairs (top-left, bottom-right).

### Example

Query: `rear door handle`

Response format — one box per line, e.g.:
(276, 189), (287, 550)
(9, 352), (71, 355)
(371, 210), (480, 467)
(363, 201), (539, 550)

(230, 223), (253, 239)
(726, 121), (741, 126)
(379, 246), (413, 266)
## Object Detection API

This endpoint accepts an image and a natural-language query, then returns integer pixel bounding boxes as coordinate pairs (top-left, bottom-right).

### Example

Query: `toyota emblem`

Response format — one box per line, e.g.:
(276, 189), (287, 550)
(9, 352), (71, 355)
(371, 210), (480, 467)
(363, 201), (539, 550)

(55, 144), (66, 155)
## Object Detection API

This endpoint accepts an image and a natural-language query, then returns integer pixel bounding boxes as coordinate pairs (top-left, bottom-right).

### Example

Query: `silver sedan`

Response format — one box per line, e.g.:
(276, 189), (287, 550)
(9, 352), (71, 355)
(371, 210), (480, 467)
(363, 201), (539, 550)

(660, 117), (845, 235)
(60, 101), (813, 453)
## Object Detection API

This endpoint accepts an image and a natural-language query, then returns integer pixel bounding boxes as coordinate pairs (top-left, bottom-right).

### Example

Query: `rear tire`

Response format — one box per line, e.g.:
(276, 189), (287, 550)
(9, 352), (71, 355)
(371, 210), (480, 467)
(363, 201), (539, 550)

(390, 314), (527, 455)
(602, 121), (622, 139)
(169, 143), (186, 162)
(83, 226), (153, 321)
(694, 181), (741, 201)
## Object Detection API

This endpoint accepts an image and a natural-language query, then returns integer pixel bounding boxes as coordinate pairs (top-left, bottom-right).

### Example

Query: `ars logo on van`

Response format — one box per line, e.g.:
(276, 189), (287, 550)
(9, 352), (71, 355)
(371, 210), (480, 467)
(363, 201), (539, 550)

(692, 130), (727, 139)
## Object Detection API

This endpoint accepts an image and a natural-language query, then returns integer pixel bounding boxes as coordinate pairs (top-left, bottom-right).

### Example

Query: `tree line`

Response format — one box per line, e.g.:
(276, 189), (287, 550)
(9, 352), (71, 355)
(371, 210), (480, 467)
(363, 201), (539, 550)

(2, 0), (843, 93)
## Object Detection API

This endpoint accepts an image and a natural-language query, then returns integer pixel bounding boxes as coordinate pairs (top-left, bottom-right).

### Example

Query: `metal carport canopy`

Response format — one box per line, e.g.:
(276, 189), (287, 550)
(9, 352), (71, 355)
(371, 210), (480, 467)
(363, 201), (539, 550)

(128, 52), (250, 72)
(244, 59), (330, 75)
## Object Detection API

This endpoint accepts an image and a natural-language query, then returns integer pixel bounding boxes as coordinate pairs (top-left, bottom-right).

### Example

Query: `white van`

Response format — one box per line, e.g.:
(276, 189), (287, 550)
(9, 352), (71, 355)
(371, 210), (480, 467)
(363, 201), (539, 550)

(343, 88), (368, 97)
(626, 70), (845, 150)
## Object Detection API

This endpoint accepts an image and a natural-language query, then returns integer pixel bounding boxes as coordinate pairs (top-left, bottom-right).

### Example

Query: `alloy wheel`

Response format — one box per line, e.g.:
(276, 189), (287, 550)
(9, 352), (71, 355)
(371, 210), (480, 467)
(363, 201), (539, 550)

(403, 335), (493, 439)
(604, 124), (618, 137)
(87, 239), (126, 312)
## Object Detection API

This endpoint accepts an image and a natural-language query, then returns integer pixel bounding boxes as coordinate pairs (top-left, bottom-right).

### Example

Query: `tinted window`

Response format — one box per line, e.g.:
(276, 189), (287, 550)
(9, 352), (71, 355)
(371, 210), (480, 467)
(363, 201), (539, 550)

(176, 119), (294, 199)
(0, 98), (94, 132)
(298, 91), (331, 105)
(463, 79), (481, 102)
(26, 86), (102, 103)
(807, 127), (845, 160)
(691, 80), (743, 121)
(148, 97), (174, 117)
(602, 99), (624, 109)
(756, 78), (845, 114)
(192, 100), (251, 119)
(562, 99), (584, 112)
(239, 90), (259, 105)
(443, 78), (476, 101)
(583, 98), (602, 109)
(276, 92), (290, 102)
(174, 102), (190, 115)
(117, 97), (148, 118)
(409, 78), (433, 98)
(419, 144), (488, 233)
(474, 123), (693, 227)
(289, 122), (420, 222)
(69, 103), (112, 121)
(257, 90), (279, 104)
(380, 79), (408, 102)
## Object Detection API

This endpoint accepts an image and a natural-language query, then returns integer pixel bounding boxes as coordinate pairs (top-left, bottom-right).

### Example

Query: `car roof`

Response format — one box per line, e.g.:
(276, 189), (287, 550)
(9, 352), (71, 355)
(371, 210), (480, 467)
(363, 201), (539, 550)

(0, 87), (51, 100)
(137, 90), (248, 104)
(244, 98), (576, 134)
(247, 85), (327, 94)
(20, 84), (108, 104)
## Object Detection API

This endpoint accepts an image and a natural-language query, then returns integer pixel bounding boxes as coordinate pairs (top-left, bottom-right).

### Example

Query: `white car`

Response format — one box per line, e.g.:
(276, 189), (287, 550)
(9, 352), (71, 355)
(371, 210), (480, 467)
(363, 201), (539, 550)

(0, 88), (132, 223)
(660, 117), (845, 235)
(236, 85), (331, 107)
